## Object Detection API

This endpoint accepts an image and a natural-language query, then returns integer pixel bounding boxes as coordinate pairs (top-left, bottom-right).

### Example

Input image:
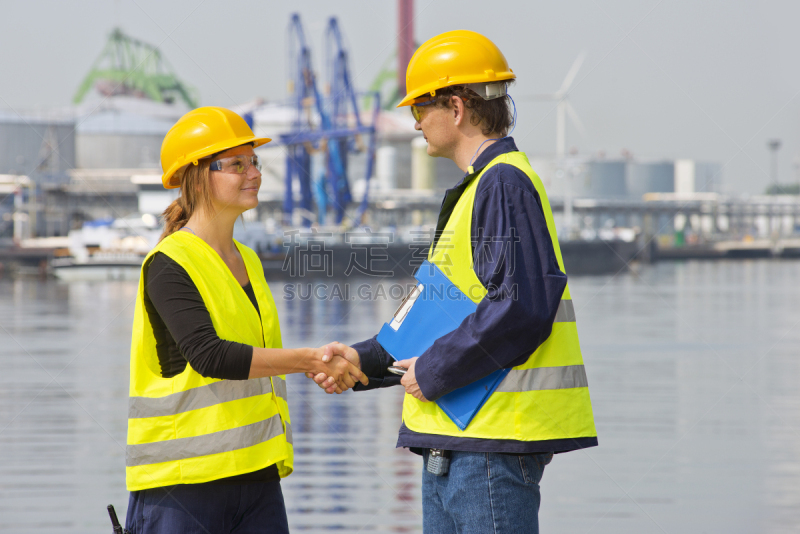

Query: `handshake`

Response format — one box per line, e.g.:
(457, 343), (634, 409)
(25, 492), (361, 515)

(302, 342), (427, 401)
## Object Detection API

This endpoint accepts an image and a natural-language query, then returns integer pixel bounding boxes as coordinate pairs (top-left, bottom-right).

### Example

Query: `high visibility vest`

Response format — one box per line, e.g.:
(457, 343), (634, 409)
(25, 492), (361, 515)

(126, 231), (292, 491)
(402, 151), (597, 443)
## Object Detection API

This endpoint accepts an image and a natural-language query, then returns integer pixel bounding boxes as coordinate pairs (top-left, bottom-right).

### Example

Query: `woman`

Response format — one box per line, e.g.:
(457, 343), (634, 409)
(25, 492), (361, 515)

(124, 106), (365, 533)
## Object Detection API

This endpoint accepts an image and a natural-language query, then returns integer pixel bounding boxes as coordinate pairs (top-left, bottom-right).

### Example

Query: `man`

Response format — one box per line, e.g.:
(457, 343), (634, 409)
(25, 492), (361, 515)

(313, 30), (597, 533)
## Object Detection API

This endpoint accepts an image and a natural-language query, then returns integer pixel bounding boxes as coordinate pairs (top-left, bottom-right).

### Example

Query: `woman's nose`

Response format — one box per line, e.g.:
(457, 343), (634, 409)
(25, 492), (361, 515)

(247, 165), (261, 179)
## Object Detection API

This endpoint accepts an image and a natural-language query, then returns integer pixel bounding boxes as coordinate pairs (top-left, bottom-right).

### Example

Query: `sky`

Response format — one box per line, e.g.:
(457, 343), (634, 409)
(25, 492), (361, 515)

(1, 0), (799, 194)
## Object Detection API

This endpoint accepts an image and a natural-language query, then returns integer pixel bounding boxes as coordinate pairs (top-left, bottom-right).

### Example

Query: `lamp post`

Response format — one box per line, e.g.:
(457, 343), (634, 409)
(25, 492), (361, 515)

(768, 139), (781, 193)
(794, 157), (800, 194)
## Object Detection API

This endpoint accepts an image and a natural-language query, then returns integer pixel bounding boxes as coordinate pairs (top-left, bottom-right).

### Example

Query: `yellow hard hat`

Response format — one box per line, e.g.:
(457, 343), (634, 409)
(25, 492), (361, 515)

(160, 106), (271, 189)
(397, 30), (515, 108)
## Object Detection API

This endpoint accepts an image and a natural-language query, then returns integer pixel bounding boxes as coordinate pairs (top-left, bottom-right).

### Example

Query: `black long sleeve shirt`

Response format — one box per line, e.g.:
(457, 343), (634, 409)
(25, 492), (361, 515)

(352, 138), (598, 454)
(144, 252), (254, 380)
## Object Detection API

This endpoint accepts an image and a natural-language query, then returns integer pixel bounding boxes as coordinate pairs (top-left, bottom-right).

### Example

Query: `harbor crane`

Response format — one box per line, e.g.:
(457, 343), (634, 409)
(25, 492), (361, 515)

(73, 27), (198, 108)
(280, 14), (379, 227)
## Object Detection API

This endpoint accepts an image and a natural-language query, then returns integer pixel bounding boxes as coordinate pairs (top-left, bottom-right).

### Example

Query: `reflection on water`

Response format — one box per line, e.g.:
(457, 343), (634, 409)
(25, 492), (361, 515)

(276, 278), (422, 533)
(1, 261), (800, 533)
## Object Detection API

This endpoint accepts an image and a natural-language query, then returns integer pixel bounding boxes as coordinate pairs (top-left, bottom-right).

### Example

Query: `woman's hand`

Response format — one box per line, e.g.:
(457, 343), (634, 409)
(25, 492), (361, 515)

(306, 342), (363, 394)
(248, 344), (367, 389)
(305, 343), (367, 393)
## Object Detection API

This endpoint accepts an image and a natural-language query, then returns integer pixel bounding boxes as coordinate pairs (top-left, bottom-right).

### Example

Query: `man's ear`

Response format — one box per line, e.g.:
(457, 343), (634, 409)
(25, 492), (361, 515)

(451, 96), (466, 127)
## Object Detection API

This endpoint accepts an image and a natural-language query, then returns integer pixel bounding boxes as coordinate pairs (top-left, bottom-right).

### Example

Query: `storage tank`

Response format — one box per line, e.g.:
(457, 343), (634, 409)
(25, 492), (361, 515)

(586, 160), (627, 198)
(674, 159), (721, 194)
(375, 146), (398, 190)
(528, 158), (592, 199)
(251, 103), (298, 194)
(0, 110), (75, 175)
(693, 161), (721, 193)
(76, 110), (172, 168)
(528, 158), (558, 192)
(627, 161), (674, 199)
(411, 136), (435, 191)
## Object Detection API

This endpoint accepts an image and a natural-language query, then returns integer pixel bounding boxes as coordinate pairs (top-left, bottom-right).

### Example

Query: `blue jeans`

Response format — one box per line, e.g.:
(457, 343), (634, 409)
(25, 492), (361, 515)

(422, 449), (553, 534)
(124, 481), (289, 534)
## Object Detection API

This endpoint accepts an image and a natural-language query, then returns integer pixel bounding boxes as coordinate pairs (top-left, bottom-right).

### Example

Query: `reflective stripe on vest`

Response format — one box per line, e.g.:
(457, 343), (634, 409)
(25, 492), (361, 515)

(402, 151), (597, 442)
(555, 299), (576, 322)
(127, 416), (291, 467)
(495, 365), (588, 393)
(126, 232), (292, 491)
(128, 376), (287, 419)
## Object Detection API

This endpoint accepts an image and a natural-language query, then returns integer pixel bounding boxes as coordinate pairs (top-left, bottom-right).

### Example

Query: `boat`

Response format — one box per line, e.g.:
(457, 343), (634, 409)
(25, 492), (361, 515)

(51, 215), (160, 281)
(51, 250), (146, 281)
(235, 223), (642, 278)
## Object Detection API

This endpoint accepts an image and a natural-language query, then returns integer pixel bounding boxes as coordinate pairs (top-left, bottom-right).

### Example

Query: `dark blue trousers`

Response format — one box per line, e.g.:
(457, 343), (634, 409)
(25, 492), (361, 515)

(125, 480), (289, 534)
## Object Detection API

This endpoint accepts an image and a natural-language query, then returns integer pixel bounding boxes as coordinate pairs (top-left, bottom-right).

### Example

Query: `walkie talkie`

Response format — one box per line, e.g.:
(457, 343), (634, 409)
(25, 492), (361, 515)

(427, 448), (451, 476)
(107, 504), (129, 534)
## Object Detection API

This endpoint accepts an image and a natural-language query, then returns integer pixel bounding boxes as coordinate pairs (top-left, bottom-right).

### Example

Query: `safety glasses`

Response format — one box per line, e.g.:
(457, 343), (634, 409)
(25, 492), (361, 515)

(209, 154), (261, 174)
(410, 97), (437, 123)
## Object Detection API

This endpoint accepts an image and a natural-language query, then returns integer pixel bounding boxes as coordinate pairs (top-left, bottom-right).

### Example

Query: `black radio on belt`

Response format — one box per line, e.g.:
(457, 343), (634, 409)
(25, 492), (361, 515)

(427, 448), (451, 476)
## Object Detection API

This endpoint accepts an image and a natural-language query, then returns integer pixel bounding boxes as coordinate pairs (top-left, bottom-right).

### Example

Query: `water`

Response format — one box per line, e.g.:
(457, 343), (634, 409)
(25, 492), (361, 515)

(1, 260), (800, 533)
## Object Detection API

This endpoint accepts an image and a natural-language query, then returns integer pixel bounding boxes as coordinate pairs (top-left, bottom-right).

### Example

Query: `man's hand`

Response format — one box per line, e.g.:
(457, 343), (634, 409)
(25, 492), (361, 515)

(304, 343), (367, 393)
(396, 357), (429, 402)
(305, 342), (362, 394)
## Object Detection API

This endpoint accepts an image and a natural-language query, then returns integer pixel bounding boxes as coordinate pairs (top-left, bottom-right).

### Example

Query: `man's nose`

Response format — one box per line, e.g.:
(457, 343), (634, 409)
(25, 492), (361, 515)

(414, 121), (422, 131)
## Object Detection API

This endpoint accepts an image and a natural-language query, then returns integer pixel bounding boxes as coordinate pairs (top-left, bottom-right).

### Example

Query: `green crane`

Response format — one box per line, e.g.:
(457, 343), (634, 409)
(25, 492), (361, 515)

(73, 27), (198, 108)
(366, 52), (403, 110)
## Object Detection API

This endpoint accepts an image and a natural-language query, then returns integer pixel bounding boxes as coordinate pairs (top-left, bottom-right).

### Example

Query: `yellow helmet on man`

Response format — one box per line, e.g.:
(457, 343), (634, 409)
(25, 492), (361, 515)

(160, 106), (271, 189)
(397, 30), (516, 108)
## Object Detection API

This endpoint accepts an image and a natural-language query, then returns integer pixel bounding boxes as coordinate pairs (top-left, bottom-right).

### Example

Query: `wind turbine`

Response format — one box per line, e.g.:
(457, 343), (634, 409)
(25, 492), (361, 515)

(522, 51), (587, 159)
(520, 52), (588, 239)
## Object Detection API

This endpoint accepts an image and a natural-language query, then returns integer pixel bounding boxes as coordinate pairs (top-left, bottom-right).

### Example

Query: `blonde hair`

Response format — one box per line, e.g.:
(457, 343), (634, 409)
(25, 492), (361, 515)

(160, 160), (215, 241)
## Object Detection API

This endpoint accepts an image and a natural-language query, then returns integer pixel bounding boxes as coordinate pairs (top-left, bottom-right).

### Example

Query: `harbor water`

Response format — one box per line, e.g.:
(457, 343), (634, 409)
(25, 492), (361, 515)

(1, 259), (800, 533)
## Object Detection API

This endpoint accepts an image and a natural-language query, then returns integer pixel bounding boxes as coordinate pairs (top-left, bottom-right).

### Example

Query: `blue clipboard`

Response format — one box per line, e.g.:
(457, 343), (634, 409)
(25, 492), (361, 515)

(376, 260), (510, 431)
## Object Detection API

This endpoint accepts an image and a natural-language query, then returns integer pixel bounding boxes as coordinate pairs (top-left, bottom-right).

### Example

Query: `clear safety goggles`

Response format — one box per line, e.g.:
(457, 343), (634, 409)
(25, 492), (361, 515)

(410, 97), (437, 123)
(209, 154), (262, 174)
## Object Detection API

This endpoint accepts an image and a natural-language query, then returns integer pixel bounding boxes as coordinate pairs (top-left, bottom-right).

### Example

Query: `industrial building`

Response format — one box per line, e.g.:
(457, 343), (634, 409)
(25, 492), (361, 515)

(535, 156), (722, 200)
(0, 104), (176, 239)
(0, 21), (723, 247)
(0, 109), (75, 176)
(0, 110), (75, 239)
(627, 161), (675, 198)
(76, 110), (172, 169)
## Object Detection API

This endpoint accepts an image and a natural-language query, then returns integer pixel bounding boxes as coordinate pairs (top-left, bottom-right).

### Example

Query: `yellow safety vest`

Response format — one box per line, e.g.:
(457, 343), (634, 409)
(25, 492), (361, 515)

(402, 151), (597, 443)
(126, 231), (292, 491)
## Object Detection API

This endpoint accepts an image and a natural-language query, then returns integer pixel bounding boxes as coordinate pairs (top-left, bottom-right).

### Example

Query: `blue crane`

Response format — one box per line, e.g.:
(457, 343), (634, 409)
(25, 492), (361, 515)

(282, 14), (319, 227)
(280, 13), (379, 227)
(325, 17), (380, 224)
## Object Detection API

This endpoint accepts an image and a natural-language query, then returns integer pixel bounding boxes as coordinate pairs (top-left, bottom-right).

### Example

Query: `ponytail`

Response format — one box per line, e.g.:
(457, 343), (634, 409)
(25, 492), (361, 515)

(158, 160), (214, 242)
(160, 197), (189, 241)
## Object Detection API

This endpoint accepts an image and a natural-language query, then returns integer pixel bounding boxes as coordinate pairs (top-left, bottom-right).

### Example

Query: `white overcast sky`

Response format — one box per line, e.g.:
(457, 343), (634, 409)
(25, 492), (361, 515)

(1, 0), (799, 194)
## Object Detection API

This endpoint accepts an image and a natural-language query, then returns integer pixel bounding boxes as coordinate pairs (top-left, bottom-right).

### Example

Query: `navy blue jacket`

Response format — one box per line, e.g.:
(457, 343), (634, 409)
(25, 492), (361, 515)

(352, 138), (597, 454)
